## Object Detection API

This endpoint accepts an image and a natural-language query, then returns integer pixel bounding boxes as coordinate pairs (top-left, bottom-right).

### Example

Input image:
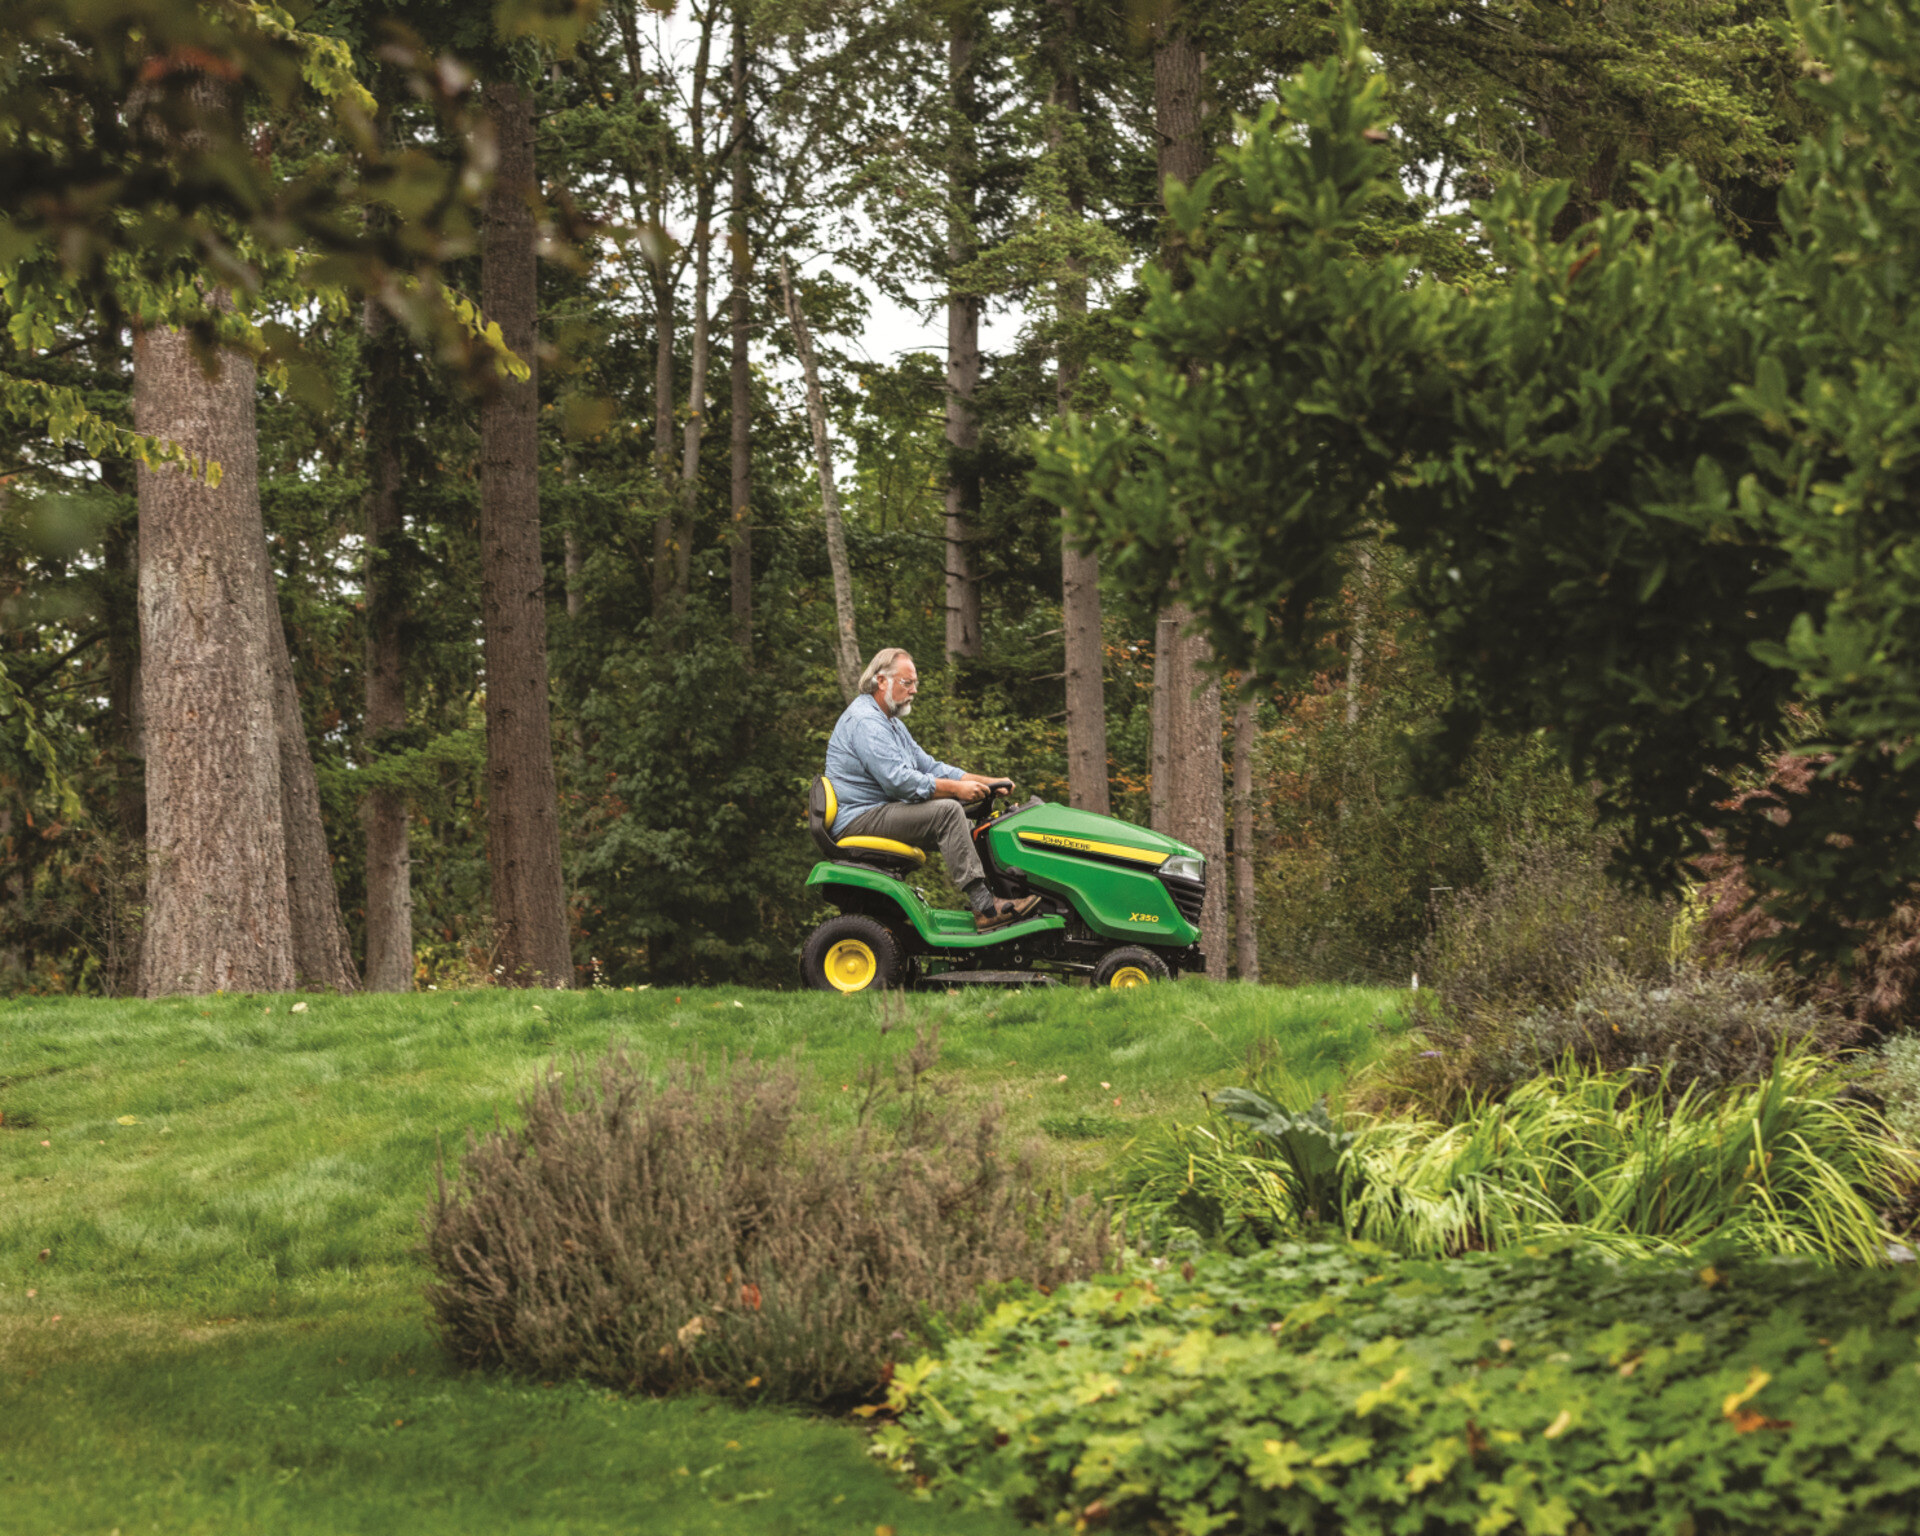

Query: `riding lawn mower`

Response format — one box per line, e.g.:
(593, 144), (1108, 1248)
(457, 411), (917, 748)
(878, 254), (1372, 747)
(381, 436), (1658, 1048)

(801, 777), (1207, 991)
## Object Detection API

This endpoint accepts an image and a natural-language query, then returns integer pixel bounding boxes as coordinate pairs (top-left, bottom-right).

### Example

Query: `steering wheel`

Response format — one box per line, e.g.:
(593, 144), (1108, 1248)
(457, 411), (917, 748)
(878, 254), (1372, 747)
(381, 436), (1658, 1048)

(965, 778), (1016, 824)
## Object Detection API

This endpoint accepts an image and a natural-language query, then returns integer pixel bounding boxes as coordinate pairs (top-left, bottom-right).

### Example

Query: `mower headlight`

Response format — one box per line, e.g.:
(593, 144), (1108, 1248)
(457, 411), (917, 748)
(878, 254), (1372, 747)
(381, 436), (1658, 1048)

(1162, 855), (1205, 883)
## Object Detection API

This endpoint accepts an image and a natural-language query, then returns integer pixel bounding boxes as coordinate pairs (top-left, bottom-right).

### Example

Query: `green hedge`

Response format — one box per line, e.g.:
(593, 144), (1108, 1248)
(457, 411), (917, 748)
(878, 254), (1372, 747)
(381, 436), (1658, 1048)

(876, 1245), (1920, 1535)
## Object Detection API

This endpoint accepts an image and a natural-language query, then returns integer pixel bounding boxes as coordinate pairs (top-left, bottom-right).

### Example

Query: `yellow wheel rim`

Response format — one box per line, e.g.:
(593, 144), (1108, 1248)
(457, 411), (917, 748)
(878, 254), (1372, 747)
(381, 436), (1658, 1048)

(825, 939), (879, 992)
(1108, 965), (1152, 989)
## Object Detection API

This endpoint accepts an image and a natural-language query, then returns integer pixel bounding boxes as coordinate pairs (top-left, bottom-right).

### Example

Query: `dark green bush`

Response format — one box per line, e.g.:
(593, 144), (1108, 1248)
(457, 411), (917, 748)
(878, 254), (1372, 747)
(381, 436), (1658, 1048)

(878, 1244), (1920, 1535)
(421, 1024), (1112, 1405)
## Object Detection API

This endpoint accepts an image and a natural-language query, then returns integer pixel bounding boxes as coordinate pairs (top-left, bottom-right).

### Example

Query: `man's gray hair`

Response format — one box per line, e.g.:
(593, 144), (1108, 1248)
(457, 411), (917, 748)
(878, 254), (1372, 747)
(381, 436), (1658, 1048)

(858, 647), (913, 696)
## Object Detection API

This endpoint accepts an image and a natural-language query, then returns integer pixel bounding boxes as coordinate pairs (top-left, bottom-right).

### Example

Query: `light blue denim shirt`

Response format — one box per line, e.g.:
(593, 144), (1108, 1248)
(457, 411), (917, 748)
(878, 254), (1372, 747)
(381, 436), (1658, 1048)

(824, 696), (964, 824)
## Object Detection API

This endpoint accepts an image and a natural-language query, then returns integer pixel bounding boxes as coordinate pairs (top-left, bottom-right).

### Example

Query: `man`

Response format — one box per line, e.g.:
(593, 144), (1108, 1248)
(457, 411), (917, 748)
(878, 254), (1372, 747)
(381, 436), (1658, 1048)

(825, 647), (1043, 931)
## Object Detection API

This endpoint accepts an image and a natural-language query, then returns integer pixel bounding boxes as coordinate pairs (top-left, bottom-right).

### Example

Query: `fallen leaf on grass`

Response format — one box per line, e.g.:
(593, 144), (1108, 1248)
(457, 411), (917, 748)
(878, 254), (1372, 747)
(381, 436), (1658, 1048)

(291, 1002), (308, 1014)
(116, 1115), (137, 1125)
(677, 1316), (708, 1345)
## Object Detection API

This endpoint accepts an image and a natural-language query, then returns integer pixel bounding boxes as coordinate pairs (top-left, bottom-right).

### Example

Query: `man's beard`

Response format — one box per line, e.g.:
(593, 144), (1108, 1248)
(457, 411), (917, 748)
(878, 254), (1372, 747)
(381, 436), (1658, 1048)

(886, 698), (913, 719)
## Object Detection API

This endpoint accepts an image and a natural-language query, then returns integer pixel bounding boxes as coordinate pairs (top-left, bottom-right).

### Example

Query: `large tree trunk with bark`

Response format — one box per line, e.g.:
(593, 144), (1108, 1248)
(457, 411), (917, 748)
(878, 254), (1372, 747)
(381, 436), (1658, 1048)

(944, 2), (983, 661)
(266, 578), (358, 991)
(1051, 0), (1108, 813)
(134, 317), (294, 996)
(362, 300), (412, 991)
(781, 260), (861, 702)
(480, 80), (572, 988)
(728, 0), (753, 657)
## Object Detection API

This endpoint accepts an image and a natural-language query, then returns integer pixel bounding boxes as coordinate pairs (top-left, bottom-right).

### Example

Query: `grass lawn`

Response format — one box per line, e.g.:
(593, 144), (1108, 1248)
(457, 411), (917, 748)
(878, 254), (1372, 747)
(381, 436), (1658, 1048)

(0, 980), (1400, 1535)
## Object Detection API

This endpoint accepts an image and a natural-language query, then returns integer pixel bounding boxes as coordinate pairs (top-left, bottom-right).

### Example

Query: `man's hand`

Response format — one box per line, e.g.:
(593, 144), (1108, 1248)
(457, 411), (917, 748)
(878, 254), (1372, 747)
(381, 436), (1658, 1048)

(936, 777), (990, 804)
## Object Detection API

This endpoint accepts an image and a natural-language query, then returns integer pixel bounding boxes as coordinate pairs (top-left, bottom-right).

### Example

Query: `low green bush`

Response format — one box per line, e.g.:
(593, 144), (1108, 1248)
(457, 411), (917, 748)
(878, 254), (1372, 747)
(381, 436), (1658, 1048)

(421, 1024), (1112, 1405)
(1879, 1034), (1920, 1145)
(1120, 1049), (1907, 1262)
(876, 1244), (1920, 1536)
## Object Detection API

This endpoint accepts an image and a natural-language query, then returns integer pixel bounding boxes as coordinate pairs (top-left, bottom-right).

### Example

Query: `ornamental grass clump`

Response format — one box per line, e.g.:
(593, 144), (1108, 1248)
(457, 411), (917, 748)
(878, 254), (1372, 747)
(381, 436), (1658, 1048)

(1344, 1046), (1906, 1262)
(1122, 1048), (1908, 1262)
(420, 1022), (1111, 1405)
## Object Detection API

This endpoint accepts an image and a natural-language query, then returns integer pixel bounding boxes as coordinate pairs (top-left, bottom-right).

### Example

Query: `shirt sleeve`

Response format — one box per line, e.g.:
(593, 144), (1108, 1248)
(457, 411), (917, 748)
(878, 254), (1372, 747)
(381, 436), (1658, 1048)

(850, 711), (938, 802)
(902, 723), (965, 784)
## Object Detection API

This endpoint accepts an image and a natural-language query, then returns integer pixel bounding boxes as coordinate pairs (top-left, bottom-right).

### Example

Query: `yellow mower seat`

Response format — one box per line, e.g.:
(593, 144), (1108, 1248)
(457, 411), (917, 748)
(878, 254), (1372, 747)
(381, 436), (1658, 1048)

(808, 777), (927, 870)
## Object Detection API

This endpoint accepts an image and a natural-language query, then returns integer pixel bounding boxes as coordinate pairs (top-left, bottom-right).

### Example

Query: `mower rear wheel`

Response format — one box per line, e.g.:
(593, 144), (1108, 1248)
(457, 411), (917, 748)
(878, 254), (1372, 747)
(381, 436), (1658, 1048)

(1092, 946), (1170, 989)
(803, 914), (905, 994)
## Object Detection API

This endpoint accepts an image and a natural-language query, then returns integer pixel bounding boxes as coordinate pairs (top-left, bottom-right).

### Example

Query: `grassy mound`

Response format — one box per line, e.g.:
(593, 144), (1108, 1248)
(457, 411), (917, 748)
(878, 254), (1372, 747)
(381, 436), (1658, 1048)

(0, 980), (1395, 1534)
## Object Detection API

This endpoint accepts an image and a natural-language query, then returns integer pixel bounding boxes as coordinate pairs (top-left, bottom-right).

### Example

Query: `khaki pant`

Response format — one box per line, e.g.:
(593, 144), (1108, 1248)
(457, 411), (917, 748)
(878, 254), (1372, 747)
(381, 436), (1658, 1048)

(838, 798), (983, 889)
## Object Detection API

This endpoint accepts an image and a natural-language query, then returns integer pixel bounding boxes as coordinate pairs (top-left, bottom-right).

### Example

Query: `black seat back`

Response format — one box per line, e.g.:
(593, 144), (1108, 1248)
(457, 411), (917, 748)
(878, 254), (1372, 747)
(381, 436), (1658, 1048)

(807, 776), (841, 860)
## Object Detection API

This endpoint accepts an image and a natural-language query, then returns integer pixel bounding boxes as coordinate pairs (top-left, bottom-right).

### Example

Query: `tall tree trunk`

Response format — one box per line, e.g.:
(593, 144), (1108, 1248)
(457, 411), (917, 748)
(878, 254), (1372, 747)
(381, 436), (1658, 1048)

(101, 466), (145, 847)
(943, 1), (983, 661)
(1150, 613), (1178, 832)
(1152, 14), (1226, 975)
(781, 259), (861, 703)
(675, 13), (718, 603)
(1051, 0), (1108, 814)
(134, 315), (294, 996)
(1232, 689), (1260, 981)
(649, 258), (678, 618)
(101, 466), (145, 994)
(480, 80), (571, 988)
(728, 0), (753, 657)
(362, 299), (412, 992)
(266, 576), (359, 991)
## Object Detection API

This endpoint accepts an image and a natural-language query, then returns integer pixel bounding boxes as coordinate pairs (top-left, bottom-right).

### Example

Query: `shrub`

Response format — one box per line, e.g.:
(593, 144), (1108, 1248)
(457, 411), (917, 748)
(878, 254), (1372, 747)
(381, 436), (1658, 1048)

(420, 1023), (1112, 1405)
(1694, 752), (1920, 1032)
(876, 1244), (1920, 1536)
(1366, 966), (1856, 1120)
(1879, 1034), (1920, 1145)
(1343, 1049), (1904, 1262)
(1120, 1049), (1907, 1262)
(1419, 836), (1678, 1021)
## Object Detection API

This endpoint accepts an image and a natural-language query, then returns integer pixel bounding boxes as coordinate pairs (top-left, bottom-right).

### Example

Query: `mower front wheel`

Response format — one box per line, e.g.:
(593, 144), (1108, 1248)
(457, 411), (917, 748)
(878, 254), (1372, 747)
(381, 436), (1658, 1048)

(1092, 946), (1170, 989)
(802, 914), (905, 994)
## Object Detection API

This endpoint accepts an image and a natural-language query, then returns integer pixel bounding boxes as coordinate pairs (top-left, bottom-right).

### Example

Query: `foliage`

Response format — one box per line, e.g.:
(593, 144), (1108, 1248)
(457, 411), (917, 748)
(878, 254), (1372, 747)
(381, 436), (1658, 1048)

(1418, 837), (1682, 1024)
(1375, 965), (1860, 1119)
(1042, 0), (1920, 967)
(878, 1243), (1920, 1536)
(1122, 1048), (1905, 1263)
(1876, 1034), (1920, 1147)
(421, 1020), (1114, 1404)
(1695, 752), (1920, 1033)
(1254, 539), (1604, 988)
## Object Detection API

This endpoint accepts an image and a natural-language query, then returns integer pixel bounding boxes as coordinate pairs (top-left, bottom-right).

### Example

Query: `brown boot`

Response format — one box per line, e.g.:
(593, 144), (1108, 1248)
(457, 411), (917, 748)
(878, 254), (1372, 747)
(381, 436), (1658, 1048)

(975, 895), (1042, 932)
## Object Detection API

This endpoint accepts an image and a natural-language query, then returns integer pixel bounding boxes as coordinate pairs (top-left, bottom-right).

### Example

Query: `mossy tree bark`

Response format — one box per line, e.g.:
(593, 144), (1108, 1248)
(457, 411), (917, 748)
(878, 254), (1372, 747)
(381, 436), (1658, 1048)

(480, 80), (572, 988)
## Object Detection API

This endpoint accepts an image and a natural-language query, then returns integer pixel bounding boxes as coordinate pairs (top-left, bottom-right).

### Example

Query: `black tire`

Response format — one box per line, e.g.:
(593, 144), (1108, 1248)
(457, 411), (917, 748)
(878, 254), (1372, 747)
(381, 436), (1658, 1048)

(802, 914), (905, 994)
(1091, 946), (1171, 990)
